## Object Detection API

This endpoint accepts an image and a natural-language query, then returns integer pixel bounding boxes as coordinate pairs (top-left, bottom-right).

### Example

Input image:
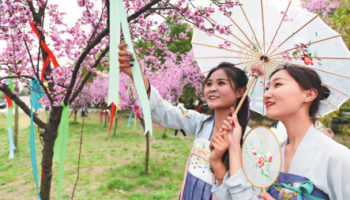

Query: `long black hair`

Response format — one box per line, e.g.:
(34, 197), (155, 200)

(198, 62), (250, 170)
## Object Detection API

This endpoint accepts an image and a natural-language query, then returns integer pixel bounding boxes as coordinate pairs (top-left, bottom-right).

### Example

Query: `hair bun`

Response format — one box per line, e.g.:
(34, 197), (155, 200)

(321, 85), (330, 99)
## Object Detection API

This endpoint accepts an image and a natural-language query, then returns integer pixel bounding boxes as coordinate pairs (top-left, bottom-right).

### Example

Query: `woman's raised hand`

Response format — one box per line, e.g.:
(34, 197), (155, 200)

(222, 107), (242, 147)
(118, 43), (142, 78)
(209, 130), (230, 165)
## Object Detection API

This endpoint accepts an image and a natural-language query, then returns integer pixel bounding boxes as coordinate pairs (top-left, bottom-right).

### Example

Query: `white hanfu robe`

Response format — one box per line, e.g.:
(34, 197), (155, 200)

(212, 125), (350, 200)
(147, 85), (250, 199)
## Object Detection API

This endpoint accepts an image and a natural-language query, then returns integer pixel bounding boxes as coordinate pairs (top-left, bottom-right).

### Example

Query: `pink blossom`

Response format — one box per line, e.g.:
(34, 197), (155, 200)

(179, 33), (188, 39)
(257, 155), (265, 168)
(252, 150), (257, 156)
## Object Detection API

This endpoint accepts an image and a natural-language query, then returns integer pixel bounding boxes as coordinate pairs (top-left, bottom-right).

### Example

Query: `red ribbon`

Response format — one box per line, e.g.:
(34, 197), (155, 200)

(29, 22), (60, 81)
(4, 94), (13, 108)
(105, 102), (116, 141)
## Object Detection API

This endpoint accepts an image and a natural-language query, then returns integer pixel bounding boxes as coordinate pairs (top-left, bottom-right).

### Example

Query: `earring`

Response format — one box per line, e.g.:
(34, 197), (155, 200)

(304, 99), (307, 102)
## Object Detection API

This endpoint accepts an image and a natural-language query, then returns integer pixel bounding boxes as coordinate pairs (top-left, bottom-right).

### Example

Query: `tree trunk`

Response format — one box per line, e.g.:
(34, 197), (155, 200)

(104, 111), (107, 128)
(14, 104), (19, 151)
(145, 132), (150, 174)
(39, 108), (61, 200)
(162, 127), (167, 139)
(113, 116), (118, 136)
(74, 110), (77, 122)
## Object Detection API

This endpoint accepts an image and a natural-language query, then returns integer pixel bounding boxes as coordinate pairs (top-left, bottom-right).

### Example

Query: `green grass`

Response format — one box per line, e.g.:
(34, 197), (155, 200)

(0, 111), (193, 199)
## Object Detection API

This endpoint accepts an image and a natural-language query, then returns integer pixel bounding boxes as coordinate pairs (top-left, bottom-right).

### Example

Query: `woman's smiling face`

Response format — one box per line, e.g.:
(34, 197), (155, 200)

(263, 70), (307, 120)
(204, 69), (242, 110)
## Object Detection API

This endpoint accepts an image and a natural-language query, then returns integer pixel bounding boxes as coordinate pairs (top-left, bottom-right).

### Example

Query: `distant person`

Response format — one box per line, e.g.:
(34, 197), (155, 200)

(187, 98), (194, 110)
(195, 98), (203, 113)
(173, 98), (187, 139)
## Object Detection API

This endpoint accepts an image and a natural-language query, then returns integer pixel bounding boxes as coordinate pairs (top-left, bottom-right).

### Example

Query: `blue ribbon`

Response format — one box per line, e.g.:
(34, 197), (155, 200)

(7, 126), (16, 159)
(127, 109), (133, 127)
(30, 78), (43, 200)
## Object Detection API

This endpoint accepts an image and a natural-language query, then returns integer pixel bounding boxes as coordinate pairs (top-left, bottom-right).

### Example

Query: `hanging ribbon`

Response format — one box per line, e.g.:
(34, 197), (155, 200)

(108, 0), (153, 136)
(127, 109), (132, 127)
(6, 75), (16, 159)
(4, 93), (13, 108)
(30, 78), (44, 200)
(7, 105), (16, 159)
(29, 22), (60, 81)
(54, 102), (69, 200)
(105, 102), (116, 141)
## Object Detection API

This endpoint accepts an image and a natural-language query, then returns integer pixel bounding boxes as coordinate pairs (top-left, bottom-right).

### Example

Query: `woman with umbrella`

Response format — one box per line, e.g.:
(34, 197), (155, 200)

(118, 43), (252, 200)
(210, 64), (350, 199)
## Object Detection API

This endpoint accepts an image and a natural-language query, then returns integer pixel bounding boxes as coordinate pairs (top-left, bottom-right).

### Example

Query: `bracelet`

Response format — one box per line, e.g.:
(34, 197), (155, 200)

(147, 79), (151, 95)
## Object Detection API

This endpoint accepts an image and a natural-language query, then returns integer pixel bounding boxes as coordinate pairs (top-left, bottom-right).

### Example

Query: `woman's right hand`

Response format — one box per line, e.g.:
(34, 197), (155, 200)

(118, 43), (141, 78)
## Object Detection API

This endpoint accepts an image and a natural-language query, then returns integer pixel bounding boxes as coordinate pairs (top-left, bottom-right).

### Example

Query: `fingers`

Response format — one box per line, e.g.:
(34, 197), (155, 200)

(232, 115), (241, 129)
(258, 192), (274, 200)
(119, 63), (134, 68)
(118, 43), (128, 51)
(223, 120), (232, 130)
(118, 50), (133, 57)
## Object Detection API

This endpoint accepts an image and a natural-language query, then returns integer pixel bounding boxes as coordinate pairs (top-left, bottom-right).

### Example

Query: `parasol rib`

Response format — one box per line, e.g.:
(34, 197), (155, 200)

(324, 98), (339, 110)
(195, 56), (243, 59)
(269, 35), (341, 57)
(274, 56), (350, 60)
(266, 2), (291, 55)
(236, 0), (262, 53)
(193, 26), (257, 55)
(284, 62), (350, 79)
(249, 77), (259, 99)
(229, 17), (256, 48)
(191, 42), (253, 56)
(208, 17), (259, 54)
(268, 15), (319, 56)
(317, 112), (322, 118)
(322, 82), (350, 98)
(261, 0), (265, 54)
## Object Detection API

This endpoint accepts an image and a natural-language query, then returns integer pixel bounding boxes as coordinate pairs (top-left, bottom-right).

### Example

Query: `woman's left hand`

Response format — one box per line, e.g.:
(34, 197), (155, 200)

(258, 192), (275, 200)
(222, 107), (242, 147)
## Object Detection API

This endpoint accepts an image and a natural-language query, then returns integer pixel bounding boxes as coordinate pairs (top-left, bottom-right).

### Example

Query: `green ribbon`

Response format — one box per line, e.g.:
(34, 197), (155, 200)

(54, 102), (69, 200)
(109, 0), (153, 136)
(108, 0), (120, 110)
(270, 181), (326, 200)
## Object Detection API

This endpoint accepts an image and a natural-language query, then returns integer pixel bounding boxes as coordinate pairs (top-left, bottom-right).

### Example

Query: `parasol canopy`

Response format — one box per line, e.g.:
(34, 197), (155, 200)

(191, 0), (350, 117)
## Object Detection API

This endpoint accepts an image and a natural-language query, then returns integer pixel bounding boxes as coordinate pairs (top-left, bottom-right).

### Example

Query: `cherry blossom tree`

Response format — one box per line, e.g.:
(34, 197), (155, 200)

(0, 0), (238, 199)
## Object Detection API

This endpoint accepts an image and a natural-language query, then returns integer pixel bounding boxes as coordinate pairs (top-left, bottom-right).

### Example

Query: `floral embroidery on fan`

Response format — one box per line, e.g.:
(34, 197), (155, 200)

(244, 138), (274, 182)
(159, 99), (162, 103)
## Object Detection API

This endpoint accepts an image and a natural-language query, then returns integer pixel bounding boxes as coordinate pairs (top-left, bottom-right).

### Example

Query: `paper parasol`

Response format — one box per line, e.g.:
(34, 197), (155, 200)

(242, 126), (282, 193)
(191, 0), (350, 117)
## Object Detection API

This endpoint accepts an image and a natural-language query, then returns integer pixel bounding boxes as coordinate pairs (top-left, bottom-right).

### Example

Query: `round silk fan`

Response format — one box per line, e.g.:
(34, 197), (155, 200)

(241, 126), (282, 193)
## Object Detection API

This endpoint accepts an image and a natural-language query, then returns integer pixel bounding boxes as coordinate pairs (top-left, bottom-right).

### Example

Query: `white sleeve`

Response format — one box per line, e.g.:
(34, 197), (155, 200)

(326, 144), (350, 199)
(212, 169), (262, 200)
(149, 85), (206, 136)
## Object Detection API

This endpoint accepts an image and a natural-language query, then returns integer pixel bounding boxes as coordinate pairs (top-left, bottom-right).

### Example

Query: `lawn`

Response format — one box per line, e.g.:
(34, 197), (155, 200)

(0, 111), (193, 200)
(1, 111), (349, 200)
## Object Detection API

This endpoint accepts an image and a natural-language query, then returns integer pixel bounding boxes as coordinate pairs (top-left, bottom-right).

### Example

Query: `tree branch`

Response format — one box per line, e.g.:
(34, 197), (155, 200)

(127, 0), (163, 22)
(0, 75), (34, 81)
(0, 85), (47, 128)
(69, 46), (110, 105)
